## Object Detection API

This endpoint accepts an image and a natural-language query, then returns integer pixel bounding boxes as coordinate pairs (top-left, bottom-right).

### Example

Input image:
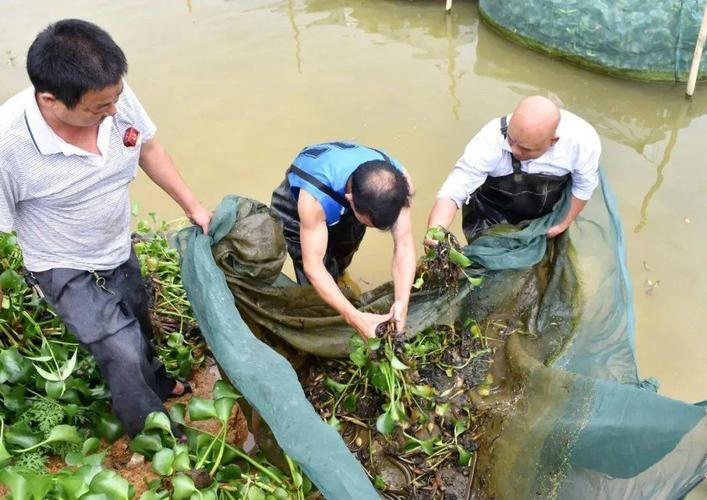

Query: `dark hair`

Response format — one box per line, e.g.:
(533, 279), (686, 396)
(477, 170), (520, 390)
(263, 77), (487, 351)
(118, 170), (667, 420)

(350, 160), (411, 230)
(27, 19), (127, 108)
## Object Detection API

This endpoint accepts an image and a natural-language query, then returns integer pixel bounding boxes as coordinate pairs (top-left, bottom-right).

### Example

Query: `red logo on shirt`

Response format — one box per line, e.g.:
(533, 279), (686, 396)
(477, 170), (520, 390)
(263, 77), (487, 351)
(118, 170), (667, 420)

(123, 127), (140, 147)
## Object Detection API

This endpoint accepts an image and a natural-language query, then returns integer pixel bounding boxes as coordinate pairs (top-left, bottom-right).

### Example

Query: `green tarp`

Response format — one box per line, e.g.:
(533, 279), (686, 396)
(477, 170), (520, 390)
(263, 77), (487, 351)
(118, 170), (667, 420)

(479, 0), (707, 82)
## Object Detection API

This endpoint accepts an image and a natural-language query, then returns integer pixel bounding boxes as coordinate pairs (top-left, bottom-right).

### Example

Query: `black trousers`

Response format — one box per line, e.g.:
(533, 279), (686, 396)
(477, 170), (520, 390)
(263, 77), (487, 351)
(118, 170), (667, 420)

(32, 248), (178, 438)
(270, 178), (366, 284)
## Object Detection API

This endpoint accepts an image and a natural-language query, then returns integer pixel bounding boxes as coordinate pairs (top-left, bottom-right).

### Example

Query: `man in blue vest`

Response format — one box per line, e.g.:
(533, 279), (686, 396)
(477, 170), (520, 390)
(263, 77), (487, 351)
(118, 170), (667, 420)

(271, 142), (416, 339)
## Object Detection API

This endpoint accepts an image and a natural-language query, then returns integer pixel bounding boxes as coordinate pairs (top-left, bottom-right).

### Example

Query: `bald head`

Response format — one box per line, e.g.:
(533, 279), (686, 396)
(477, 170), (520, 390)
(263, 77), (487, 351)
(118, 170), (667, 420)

(507, 96), (561, 161)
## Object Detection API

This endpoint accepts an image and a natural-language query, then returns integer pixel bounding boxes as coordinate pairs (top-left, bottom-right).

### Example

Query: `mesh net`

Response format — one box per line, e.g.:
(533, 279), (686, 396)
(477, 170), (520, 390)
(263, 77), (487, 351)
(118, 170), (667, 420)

(176, 169), (706, 499)
(478, 0), (707, 82)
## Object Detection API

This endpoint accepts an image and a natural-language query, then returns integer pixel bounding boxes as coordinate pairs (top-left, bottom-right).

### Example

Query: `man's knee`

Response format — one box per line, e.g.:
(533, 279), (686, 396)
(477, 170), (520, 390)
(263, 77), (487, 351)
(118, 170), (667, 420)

(88, 328), (147, 377)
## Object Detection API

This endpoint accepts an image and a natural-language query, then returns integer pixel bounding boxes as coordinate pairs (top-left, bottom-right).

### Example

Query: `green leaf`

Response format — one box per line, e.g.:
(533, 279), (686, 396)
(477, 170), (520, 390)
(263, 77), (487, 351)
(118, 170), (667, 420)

(1, 385), (27, 412)
(140, 491), (170, 500)
(173, 449), (191, 472)
(448, 247), (472, 268)
(246, 486), (266, 500)
(368, 364), (387, 391)
(367, 338), (381, 351)
(33, 363), (63, 382)
(199, 490), (218, 500)
(412, 276), (424, 289)
(454, 421), (468, 437)
(470, 324), (482, 338)
(92, 413), (124, 443)
(45, 380), (65, 400)
(457, 446), (472, 466)
(89, 469), (134, 500)
(343, 394), (358, 412)
(467, 276), (483, 286)
(187, 397), (218, 421)
(144, 412), (173, 434)
(130, 432), (164, 455)
(170, 404), (186, 426)
(328, 415), (342, 433)
(215, 397), (235, 423)
(152, 448), (175, 476)
(411, 384), (435, 399)
(0, 469), (32, 499)
(434, 403), (450, 417)
(60, 349), (79, 380)
(349, 336), (365, 351)
(425, 227), (446, 242)
(215, 464), (242, 482)
(323, 377), (347, 395)
(418, 438), (436, 455)
(65, 451), (86, 466)
(0, 440), (10, 464)
(0, 233), (18, 254)
(171, 474), (197, 500)
(212, 380), (240, 400)
(0, 349), (32, 383)
(46, 425), (82, 444)
(349, 349), (368, 368)
(82, 437), (101, 456)
(83, 451), (108, 466)
(0, 269), (24, 292)
(57, 473), (92, 499)
(373, 475), (386, 490)
(81, 493), (113, 500)
(272, 487), (289, 500)
(376, 411), (395, 434)
(390, 355), (409, 371)
(5, 421), (43, 448)
(21, 472), (54, 499)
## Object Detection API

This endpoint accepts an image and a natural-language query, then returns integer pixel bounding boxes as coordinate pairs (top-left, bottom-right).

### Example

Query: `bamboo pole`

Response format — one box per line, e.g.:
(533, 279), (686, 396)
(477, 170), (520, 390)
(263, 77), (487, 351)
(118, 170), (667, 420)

(446, 0), (452, 13)
(686, 3), (707, 96)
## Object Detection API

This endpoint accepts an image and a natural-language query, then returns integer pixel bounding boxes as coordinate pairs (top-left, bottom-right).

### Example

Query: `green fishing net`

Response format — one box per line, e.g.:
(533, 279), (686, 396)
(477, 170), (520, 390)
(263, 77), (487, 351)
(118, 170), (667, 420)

(176, 169), (705, 499)
(478, 0), (707, 82)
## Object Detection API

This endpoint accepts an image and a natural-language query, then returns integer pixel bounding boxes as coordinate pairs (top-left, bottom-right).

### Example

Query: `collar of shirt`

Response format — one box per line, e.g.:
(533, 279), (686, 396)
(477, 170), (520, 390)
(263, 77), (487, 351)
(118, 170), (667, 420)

(24, 88), (113, 158)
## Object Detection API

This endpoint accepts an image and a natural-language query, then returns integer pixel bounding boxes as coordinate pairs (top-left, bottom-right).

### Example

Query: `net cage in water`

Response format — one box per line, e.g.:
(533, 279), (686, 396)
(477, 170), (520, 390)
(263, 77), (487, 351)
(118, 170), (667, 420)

(177, 170), (706, 499)
(478, 0), (707, 82)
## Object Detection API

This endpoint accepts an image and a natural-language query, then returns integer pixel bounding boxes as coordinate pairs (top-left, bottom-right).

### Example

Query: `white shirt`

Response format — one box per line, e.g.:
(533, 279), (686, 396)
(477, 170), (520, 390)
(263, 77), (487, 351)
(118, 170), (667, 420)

(0, 82), (156, 271)
(438, 109), (601, 207)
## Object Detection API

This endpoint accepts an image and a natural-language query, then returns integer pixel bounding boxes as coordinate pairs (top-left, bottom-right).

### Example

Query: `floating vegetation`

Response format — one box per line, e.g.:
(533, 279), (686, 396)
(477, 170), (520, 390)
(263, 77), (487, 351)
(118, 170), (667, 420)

(414, 228), (482, 295)
(301, 318), (496, 498)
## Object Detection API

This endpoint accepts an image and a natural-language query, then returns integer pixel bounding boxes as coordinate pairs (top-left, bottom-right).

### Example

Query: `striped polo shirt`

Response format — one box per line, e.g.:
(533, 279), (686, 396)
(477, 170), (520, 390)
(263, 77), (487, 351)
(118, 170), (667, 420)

(0, 82), (156, 271)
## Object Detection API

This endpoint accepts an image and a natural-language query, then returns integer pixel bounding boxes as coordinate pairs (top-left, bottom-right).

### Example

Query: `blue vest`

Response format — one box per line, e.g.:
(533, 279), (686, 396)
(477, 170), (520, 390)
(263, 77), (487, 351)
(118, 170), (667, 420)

(287, 141), (404, 226)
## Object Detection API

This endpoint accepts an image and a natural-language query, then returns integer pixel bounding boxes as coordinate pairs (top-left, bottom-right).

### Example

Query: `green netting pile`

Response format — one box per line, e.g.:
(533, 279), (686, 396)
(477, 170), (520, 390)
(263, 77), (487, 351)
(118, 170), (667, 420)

(478, 0), (707, 82)
(176, 168), (706, 499)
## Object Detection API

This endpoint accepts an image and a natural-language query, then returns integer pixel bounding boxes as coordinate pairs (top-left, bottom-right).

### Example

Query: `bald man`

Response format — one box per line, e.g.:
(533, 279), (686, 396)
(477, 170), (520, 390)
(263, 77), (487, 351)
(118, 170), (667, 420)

(428, 96), (601, 242)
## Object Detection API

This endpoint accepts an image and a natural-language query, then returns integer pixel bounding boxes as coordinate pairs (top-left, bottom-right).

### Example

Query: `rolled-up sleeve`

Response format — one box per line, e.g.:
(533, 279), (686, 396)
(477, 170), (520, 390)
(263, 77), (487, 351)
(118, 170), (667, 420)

(570, 130), (601, 201)
(438, 119), (503, 208)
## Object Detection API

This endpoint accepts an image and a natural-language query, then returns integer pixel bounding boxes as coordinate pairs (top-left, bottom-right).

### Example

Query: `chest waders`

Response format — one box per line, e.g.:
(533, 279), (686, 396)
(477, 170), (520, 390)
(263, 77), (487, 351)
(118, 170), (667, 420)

(462, 116), (570, 241)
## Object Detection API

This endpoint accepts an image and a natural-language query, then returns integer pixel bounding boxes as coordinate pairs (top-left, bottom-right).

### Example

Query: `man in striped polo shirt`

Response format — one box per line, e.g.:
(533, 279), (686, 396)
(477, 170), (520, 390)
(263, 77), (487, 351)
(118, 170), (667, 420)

(0, 19), (211, 438)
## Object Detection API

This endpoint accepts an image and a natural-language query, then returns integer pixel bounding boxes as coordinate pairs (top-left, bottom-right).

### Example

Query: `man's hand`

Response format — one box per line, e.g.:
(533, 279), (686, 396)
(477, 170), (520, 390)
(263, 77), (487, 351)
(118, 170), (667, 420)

(348, 310), (394, 339)
(389, 300), (408, 334)
(547, 221), (569, 238)
(187, 203), (212, 234)
(547, 196), (588, 238)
